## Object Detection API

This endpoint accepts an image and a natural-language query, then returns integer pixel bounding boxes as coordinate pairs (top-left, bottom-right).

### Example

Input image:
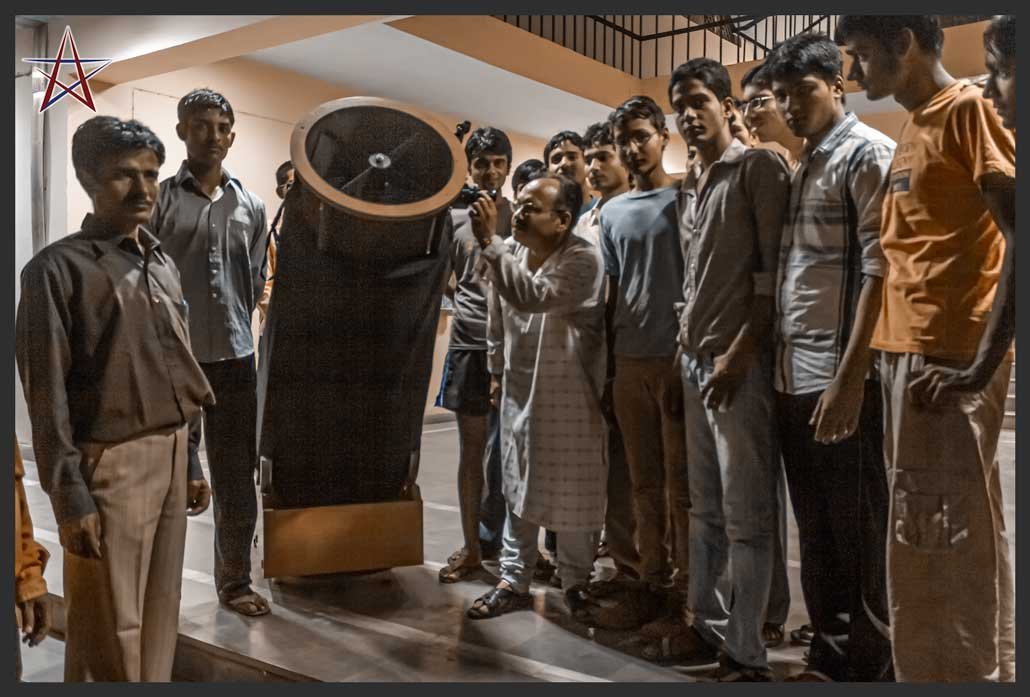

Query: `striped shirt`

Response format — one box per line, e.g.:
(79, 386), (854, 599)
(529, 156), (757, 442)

(775, 113), (895, 395)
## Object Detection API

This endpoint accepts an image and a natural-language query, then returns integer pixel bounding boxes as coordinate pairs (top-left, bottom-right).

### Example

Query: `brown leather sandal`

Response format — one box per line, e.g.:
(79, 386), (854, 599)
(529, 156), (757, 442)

(467, 585), (532, 619)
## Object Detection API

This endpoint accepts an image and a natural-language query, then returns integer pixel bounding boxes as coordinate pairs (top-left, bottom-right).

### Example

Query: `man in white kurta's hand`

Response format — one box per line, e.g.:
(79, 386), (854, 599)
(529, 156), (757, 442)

(464, 172), (608, 621)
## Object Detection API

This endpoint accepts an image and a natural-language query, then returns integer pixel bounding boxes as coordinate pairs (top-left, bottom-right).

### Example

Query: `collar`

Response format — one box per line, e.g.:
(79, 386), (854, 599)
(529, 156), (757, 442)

(808, 112), (859, 158)
(173, 160), (236, 191)
(683, 137), (749, 192)
(80, 213), (164, 259)
(581, 202), (602, 227)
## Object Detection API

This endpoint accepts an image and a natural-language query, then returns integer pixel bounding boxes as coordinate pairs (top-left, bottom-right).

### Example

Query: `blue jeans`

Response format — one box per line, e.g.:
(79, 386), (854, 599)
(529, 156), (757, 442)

(478, 405), (506, 554)
(681, 349), (779, 671)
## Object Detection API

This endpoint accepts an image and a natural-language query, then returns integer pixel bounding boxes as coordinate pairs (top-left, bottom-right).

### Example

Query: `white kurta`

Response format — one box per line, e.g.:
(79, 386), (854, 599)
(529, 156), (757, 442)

(481, 233), (608, 532)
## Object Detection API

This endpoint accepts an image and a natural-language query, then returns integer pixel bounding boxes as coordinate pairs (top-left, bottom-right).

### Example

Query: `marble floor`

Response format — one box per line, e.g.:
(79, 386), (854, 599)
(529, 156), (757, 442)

(16, 424), (1017, 682)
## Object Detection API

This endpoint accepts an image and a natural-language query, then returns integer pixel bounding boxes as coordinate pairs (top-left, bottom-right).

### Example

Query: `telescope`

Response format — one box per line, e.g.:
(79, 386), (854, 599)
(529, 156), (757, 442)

(256, 97), (466, 577)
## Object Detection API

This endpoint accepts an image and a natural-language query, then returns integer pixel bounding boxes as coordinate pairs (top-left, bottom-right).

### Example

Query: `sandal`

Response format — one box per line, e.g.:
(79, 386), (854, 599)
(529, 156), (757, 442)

(220, 590), (271, 617)
(641, 623), (717, 666)
(438, 556), (483, 584)
(467, 584), (532, 620)
(763, 622), (785, 648)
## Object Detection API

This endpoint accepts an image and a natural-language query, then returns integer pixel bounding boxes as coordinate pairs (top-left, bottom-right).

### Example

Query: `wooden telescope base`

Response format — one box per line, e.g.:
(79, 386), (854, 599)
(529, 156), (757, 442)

(261, 486), (424, 578)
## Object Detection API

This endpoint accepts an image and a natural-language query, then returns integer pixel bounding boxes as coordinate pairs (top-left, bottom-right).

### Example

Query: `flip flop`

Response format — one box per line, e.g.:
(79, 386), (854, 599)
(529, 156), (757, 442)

(438, 558), (483, 584)
(221, 591), (271, 617)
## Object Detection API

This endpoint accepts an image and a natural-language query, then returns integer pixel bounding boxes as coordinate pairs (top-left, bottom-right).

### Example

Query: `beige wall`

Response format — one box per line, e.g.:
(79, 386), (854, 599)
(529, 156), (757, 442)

(66, 55), (547, 420)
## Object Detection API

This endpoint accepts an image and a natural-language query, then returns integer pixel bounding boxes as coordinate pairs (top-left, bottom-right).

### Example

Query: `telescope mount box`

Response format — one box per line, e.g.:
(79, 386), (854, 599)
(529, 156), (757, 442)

(261, 485), (424, 578)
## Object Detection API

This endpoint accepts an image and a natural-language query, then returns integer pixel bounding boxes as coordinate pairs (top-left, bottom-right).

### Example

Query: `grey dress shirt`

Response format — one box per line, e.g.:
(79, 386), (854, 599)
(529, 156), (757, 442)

(151, 162), (268, 363)
(677, 139), (791, 355)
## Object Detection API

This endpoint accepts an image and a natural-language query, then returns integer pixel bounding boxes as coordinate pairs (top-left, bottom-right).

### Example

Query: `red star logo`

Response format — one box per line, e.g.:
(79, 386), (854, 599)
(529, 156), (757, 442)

(23, 26), (111, 113)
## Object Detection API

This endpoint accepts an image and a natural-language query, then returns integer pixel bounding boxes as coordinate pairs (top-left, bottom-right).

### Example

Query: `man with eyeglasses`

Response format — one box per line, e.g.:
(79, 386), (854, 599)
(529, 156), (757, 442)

(597, 96), (688, 635)
(740, 65), (806, 167)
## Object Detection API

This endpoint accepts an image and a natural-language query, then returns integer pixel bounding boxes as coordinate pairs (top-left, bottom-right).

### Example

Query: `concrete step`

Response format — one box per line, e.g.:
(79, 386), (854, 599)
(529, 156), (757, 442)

(1003, 412), (1015, 431)
(42, 593), (312, 682)
(1006, 395), (1016, 413)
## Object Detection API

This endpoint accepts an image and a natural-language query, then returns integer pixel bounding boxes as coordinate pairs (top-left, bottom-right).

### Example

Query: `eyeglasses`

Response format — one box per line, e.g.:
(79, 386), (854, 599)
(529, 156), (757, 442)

(742, 95), (775, 115)
(616, 130), (658, 149)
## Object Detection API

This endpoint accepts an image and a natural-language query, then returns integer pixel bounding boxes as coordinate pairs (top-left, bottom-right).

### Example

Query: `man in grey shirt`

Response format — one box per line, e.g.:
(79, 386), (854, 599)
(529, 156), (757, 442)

(436, 127), (513, 583)
(152, 88), (270, 617)
(653, 59), (789, 681)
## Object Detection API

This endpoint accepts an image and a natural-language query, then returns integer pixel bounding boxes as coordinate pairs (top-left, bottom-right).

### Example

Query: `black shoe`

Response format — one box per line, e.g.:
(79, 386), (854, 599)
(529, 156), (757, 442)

(715, 654), (774, 682)
(534, 555), (557, 582)
(790, 623), (814, 646)
(564, 586), (592, 621)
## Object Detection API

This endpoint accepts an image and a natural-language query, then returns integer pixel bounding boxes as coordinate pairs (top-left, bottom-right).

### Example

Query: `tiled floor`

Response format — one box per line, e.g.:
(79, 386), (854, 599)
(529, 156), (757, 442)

(17, 425), (1017, 682)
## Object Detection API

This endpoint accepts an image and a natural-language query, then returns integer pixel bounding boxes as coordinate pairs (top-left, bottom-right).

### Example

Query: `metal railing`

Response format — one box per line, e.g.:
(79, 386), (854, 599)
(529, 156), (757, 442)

(496, 15), (840, 78)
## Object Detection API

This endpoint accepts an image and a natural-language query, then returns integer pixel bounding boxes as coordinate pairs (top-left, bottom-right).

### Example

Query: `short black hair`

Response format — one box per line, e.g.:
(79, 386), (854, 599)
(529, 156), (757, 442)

(464, 126), (513, 165)
(177, 88), (235, 126)
(582, 121), (614, 149)
(609, 95), (666, 134)
(512, 158), (546, 193)
(985, 15), (1015, 67)
(669, 58), (732, 103)
(72, 116), (165, 190)
(764, 33), (843, 85)
(543, 130), (585, 163)
(275, 160), (293, 187)
(835, 15), (944, 57)
(524, 171), (583, 230)
(740, 63), (772, 91)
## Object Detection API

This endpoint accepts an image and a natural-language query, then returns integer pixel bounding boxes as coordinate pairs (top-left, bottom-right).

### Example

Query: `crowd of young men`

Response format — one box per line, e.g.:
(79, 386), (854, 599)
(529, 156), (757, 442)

(443, 15), (1017, 683)
(14, 14), (1016, 683)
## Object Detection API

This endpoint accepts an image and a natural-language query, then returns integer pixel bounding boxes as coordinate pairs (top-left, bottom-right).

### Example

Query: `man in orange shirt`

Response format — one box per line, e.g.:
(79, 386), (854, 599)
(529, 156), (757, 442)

(257, 160), (293, 327)
(837, 16), (1015, 682)
(15, 442), (50, 681)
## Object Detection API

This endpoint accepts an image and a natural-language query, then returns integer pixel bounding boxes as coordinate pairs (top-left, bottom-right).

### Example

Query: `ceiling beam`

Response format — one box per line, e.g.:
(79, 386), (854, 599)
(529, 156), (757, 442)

(96, 15), (391, 86)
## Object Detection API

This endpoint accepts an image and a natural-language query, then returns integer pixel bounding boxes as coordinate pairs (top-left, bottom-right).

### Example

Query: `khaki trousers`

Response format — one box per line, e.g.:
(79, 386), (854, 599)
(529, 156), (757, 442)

(64, 426), (188, 682)
(880, 353), (1014, 682)
(613, 355), (689, 590)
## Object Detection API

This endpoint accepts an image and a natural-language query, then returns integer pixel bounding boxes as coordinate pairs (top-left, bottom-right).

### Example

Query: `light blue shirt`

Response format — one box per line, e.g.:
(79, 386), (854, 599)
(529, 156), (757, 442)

(598, 186), (683, 357)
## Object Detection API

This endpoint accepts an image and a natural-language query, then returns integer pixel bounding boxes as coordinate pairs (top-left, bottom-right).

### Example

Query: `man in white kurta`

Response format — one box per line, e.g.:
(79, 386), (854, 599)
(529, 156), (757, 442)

(464, 173), (608, 620)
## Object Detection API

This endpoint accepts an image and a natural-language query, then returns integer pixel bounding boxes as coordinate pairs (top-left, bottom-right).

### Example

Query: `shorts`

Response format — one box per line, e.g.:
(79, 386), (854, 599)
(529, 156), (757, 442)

(436, 348), (491, 416)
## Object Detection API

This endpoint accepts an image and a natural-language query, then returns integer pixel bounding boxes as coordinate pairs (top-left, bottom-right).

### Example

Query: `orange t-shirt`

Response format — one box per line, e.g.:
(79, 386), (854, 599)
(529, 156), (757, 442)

(872, 80), (1015, 362)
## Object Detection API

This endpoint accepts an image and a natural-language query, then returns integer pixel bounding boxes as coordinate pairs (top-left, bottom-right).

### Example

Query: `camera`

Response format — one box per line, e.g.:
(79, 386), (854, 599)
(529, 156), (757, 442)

(455, 184), (498, 207)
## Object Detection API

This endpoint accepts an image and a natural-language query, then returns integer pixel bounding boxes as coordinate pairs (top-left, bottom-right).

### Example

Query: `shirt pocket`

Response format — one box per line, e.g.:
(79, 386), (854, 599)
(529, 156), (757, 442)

(228, 217), (252, 251)
(892, 469), (970, 553)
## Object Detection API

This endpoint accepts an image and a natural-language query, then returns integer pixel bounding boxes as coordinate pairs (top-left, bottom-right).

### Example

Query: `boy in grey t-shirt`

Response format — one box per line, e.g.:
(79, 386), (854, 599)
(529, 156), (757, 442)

(436, 127), (513, 584)
(598, 96), (687, 623)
